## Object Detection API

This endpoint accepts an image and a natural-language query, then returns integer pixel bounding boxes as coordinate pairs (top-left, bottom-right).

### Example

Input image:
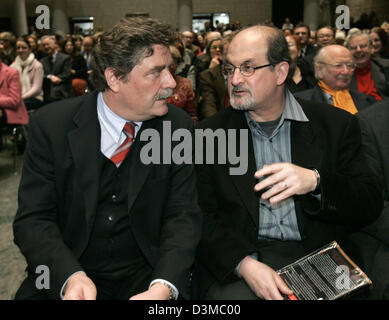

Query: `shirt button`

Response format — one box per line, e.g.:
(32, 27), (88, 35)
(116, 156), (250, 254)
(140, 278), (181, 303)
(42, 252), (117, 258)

(108, 215), (114, 222)
(280, 220), (283, 225)
(111, 195), (117, 202)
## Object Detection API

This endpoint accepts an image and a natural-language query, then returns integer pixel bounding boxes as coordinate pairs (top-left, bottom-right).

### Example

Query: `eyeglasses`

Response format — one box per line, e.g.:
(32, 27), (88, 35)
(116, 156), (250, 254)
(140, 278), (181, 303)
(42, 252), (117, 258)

(318, 62), (356, 71)
(348, 43), (369, 51)
(222, 62), (273, 77)
(317, 33), (333, 39)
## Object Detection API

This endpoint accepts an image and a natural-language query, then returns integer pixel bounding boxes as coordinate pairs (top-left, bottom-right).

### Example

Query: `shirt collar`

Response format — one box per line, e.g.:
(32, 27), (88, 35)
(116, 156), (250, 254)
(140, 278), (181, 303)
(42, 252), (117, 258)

(245, 89), (309, 127)
(97, 92), (142, 143)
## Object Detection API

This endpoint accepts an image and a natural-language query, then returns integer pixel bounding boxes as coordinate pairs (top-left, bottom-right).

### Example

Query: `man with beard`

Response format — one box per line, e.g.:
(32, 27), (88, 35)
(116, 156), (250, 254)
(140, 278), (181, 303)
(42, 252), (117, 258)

(295, 45), (376, 113)
(193, 25), (383, 300)
(13, 17), (202, 300)
(345, 29), (389, 101)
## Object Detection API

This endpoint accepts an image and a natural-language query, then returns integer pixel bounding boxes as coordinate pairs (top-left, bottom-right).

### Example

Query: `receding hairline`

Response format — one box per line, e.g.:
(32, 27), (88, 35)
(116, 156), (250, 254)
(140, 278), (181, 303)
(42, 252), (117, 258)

(314, 45), (353, 64)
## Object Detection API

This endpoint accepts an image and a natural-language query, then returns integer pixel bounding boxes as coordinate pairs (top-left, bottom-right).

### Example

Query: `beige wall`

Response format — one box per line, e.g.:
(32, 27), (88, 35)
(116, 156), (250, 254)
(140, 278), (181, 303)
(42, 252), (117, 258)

(1, 0), (387, 34)
(2, 0), (272, 33)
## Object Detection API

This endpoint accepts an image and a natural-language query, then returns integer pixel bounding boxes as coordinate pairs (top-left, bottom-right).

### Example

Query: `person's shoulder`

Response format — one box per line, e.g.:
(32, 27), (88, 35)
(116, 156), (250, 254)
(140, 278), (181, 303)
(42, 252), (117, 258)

(32, 92), (96, 125)
(293, 88), (316, 99)
(372, 57), (389, 68)
(358, 98), (389, 121)
(296, 96), (353, 122)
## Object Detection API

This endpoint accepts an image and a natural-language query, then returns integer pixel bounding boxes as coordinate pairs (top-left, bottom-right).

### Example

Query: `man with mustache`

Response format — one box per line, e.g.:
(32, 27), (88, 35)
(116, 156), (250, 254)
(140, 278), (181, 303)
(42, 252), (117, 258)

(295, 45), (376, 113)
(193, 25), (382, 300)
(345, 29), (389, 101)
(13, 18), (202, 300)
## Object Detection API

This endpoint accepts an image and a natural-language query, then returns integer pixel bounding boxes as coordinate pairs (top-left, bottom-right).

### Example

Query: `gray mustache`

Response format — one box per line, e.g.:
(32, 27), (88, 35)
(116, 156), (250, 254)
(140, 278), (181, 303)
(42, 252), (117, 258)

(155, 89), (174, 100)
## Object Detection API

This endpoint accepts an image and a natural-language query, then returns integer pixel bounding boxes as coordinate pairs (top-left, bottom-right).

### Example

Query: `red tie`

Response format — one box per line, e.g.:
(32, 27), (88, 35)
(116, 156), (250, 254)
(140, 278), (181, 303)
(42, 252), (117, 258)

(110, 122), (136, 167)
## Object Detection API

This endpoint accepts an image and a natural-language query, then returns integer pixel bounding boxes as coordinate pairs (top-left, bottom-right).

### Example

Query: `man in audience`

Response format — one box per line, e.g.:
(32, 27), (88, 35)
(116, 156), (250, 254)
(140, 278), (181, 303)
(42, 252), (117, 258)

(82, 36), (95, 90)
(193, 25), (383, 300)
(295, 45), (376, 113)
(316, 26), (335, 48)
(13, 17), (202, 300)
(294, 23), (317, 58)
(182, 30), (199, 56)
(345, 30), (389, 101)
(40, 35), (73, 103)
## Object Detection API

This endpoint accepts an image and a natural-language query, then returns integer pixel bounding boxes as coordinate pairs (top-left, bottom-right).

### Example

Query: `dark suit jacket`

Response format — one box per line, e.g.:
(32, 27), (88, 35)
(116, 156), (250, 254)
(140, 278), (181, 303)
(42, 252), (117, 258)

(40, 52), (73, 102)
(13, 91), (202, 299)
(194, 98), (383, 298)
(352, 99), (389, 299)
(198, 64), (226, 119)
(295, 85), (377, 112)
(350, 57), (389, 100)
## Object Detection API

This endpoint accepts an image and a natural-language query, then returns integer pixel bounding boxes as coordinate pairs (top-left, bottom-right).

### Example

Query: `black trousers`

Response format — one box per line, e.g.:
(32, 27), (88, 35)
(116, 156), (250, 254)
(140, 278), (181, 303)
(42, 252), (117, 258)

(14, 271), (151, 300)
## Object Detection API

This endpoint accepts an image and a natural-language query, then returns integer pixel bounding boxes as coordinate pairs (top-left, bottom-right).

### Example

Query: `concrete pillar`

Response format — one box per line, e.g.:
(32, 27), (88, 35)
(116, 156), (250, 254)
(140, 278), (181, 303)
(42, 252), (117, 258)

(303, 0), (320, 31)
(177, 0), (193, 32)
(52, 0), (70, 37)
(12, 0), (28, 36)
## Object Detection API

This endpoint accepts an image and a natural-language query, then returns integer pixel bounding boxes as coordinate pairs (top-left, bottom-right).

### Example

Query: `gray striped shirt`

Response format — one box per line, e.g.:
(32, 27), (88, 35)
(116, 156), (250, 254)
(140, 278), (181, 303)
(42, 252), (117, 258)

(245, 90), (309, 241)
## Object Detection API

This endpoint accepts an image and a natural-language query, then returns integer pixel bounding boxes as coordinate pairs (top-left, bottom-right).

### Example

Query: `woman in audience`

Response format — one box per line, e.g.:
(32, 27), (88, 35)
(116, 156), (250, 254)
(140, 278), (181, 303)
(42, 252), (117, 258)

(63, 38), (88, 96)
(285, 34), (316, 93)
(370, 27), (389, 59)
(27, 34), (45, 60)
(10, 36), (44, 110)
(195, 37), (223, 75)
(167, 46), (198, 125)
(0, 56), (29, 129)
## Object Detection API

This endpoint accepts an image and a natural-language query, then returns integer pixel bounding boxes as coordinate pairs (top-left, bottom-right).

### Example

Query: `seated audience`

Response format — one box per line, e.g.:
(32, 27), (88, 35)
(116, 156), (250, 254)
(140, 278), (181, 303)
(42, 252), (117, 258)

(182, 30), (199, 56)
(296, 45), (376, 113)
(40, 35), (73, 103)
(316, 26), (335, 47)
(195, 38), (223, 75)
(167, 46), (198, 124)
(27, 34), (45, 60)
(173, 38), (196, 91)
(11, 36), (44, 110)
(198, 35), (232, 119)
(285, 34), (316, 93)
(0, 31), (17, 66)
(63, 38), (88, 96)
(0, 57), (29, 128)
(294, 23), (317, 58)
(345, 30), (389, 101)
(370, 27), (389, 59)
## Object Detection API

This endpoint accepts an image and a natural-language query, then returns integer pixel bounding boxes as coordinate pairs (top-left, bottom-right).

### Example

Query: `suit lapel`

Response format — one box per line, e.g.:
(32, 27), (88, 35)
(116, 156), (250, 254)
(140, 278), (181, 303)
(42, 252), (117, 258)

(290, 111), (322, 234)
(225, 109), (259, 226)
(68, 92), (101, 231)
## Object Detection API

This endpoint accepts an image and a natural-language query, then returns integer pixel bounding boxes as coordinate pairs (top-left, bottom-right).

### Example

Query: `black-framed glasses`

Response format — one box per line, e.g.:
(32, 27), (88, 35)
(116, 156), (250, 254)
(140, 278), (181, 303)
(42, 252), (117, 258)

(222, 62), (273, 77)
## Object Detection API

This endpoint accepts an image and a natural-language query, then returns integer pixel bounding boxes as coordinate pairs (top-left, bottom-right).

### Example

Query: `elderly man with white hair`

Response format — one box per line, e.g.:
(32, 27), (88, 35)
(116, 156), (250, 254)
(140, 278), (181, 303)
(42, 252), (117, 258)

(345, 29), (389, 101)
(295, 44), (376, 113)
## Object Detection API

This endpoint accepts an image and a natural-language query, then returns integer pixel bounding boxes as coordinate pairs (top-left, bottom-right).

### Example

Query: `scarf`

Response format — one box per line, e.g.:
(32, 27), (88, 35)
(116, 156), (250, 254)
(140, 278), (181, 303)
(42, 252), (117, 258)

(317, 80), (358, 114)
(13, 53), (35, 95)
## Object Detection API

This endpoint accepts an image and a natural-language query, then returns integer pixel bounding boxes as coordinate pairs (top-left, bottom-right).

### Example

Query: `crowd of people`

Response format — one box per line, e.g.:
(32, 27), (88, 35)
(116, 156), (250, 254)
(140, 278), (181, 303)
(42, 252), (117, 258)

(1, 14), (389, 300)
(1, 17), (389, 130)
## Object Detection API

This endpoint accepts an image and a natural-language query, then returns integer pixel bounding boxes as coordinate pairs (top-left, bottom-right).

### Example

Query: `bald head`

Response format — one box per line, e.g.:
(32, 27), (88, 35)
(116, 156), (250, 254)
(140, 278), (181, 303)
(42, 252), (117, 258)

(314, 44), (355, 91)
